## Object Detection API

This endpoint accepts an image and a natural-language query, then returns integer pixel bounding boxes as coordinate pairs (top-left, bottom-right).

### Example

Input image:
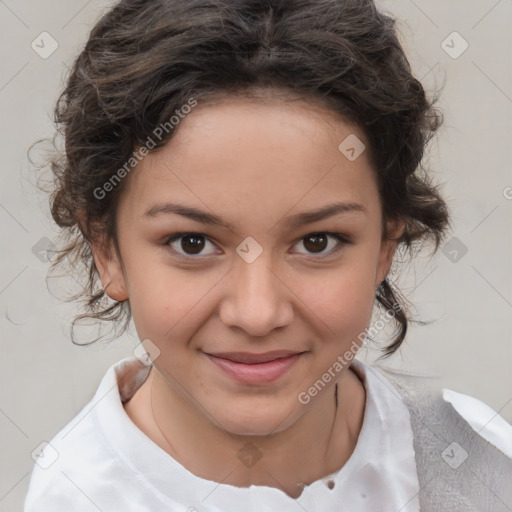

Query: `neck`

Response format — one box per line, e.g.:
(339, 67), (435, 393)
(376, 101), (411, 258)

(136, 365), (365, 499)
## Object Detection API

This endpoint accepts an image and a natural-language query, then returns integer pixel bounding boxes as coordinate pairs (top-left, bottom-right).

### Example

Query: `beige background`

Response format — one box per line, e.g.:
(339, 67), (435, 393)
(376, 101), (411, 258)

(0, 0), (511, 510)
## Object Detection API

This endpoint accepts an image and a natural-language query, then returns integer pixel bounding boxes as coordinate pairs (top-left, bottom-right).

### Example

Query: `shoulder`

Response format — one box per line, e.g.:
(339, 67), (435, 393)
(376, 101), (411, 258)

(369, 364), (512, 511)
(371, 365), (512, 457)
(23, 401), (117, 511)
(24, 357), (143, 512)
(442, 388), (512, 458)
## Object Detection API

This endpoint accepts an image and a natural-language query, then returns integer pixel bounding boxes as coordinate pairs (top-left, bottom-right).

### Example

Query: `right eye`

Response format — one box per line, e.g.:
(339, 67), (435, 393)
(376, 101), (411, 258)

(163, 233), (221, 258)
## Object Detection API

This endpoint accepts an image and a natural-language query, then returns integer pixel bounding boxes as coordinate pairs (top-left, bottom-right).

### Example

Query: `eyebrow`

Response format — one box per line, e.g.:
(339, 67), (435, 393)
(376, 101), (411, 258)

(142, 201), (366, 230)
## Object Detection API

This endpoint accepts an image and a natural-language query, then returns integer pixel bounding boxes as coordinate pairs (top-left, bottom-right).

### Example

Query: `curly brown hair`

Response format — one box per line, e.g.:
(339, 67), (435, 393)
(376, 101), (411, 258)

(32, 0), (449, 356)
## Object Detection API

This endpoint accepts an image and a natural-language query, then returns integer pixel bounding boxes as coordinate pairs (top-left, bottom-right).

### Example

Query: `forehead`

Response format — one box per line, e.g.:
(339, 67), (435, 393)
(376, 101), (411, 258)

(118, 96), (380, 228)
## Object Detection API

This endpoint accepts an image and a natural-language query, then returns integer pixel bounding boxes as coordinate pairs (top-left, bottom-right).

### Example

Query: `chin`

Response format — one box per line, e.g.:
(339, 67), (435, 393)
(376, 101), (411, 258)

(211, 402), (300, 437)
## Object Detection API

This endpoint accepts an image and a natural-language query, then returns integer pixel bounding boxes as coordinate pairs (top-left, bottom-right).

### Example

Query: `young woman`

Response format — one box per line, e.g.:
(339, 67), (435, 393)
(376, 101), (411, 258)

(25, 0), (512, 511)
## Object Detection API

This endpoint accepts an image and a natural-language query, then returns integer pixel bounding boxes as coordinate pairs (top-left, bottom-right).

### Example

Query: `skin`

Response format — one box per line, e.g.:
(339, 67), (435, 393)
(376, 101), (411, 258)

(89, 93), (403, 499)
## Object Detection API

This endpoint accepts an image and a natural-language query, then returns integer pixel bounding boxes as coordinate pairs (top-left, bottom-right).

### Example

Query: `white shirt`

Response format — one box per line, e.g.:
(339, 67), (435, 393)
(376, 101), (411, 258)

(24, 356), (512, 512)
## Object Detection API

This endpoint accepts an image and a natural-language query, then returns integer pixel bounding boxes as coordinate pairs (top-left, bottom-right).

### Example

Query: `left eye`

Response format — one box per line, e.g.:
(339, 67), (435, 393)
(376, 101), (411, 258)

(292, 232), (349, 257)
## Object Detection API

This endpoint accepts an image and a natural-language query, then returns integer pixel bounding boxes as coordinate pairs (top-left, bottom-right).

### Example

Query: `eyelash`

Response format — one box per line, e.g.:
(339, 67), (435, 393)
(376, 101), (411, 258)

(162, 232), (351, 260)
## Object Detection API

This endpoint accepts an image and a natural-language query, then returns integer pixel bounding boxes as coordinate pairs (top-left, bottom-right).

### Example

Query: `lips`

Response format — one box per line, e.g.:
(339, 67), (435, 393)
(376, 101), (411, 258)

(207, 350), (302, 364)
(204, 350), (305, 385)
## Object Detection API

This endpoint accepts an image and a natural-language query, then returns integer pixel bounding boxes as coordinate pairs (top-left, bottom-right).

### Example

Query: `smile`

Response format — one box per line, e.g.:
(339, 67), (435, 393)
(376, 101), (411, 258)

(204, 351), (304, 385)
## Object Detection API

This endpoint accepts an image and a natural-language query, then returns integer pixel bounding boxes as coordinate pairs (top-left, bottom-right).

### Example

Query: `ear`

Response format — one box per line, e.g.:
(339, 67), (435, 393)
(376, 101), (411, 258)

(375, 217), (405, 289)
(76, 209), (129, 302)
(90, 237), (129, 302)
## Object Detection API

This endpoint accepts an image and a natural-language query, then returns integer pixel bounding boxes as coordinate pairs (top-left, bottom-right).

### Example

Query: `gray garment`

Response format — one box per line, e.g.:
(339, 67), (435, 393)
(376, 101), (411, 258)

(373, 365), (512, 512)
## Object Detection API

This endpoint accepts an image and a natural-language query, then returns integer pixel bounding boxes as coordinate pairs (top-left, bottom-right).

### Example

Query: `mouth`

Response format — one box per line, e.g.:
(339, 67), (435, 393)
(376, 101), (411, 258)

(207, 350), (303, 364)
(203, 350), (305, 385)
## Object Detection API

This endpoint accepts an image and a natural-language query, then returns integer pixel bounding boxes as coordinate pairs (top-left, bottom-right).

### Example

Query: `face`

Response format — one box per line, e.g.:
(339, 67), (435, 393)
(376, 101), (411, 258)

(92, 94), (400, 436)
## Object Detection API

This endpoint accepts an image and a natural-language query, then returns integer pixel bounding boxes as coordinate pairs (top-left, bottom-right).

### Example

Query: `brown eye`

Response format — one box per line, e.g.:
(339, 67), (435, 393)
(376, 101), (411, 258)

(303, 233), (328, 253)
(180, 234), (205, 254)
(165, 233), (219, 257)
(294, 232), (348, 257)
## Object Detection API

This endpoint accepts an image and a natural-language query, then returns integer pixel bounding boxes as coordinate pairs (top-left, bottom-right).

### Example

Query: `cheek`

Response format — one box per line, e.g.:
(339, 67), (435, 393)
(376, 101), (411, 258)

(291, 260), (377, 339)
(127, 263), (227, 347)
(126, 266), (187, 337)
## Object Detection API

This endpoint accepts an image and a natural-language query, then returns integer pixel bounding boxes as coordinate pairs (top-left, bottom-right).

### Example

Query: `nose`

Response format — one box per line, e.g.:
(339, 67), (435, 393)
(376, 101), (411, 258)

(218, 254), (294, 337)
